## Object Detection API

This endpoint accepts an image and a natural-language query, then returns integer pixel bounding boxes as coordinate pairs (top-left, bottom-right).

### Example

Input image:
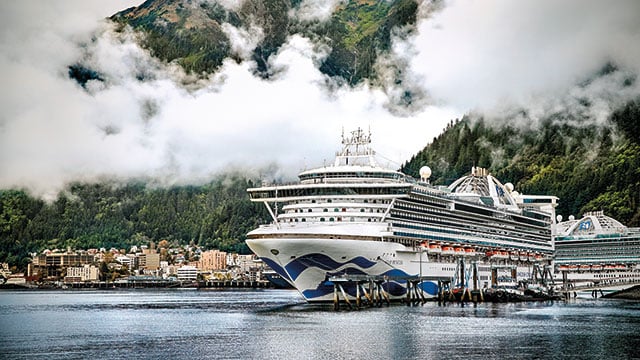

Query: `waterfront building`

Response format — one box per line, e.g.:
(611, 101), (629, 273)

(177, 265), (197, 281)
(30, 252), (96, 279)
(64, 265), (100, 283)
(198, 250), (228, 271)
(137, 253), (160, 270)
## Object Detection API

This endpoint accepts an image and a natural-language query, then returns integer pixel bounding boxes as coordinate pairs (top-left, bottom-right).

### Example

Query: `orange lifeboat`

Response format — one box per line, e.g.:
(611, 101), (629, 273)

(604, 264), (616, 271)
(464, 248), (476, 256)
(558, 265), (569, 271)
(568, 265), (579, 271)
(591, 264), (603, 271)
(442, 246), (454, 255)
(428, 244), (442, 254)
(520, 252), (529, 261)
(579, 264), (591, 271)
(616, 264), (627, 270)
(454, 247), (465, 256)
(534, 254), (543, 262)
(510, 252), (520, 261)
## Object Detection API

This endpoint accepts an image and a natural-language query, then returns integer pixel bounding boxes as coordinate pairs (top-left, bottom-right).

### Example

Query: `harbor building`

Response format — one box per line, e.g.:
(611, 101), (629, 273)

(198, 250), (228, 271)
(177, 265), (198, 281)
(64, 265), (100, 283)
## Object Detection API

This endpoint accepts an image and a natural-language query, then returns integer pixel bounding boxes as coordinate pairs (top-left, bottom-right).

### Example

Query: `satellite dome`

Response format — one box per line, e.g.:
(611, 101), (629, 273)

(556, 215), (563, 222)
(419, 166), (432, 180)
(569, 215), (575, 221)
(504, 183), (514, 192)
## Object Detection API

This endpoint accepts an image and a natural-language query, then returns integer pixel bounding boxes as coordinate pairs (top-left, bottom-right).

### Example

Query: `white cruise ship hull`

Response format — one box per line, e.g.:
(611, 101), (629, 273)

(247, 226), (535, 302)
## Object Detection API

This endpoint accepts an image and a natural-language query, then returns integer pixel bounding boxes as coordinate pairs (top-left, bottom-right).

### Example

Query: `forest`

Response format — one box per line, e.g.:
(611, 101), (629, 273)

(402, 98), (640, 227)
(0, 175), (269, 271)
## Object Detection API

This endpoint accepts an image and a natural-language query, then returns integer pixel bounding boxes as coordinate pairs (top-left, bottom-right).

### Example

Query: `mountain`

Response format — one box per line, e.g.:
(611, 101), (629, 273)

(402, 98), (640, 227)
(107, 0), (419, 84)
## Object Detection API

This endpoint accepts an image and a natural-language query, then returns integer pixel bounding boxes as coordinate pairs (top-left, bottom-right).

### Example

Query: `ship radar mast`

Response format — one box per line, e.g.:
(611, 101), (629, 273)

(335, 127), (376, 167)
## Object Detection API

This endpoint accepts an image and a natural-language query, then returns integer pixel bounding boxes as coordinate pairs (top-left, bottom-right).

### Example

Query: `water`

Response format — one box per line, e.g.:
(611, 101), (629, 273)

(1, 289), (639, 360)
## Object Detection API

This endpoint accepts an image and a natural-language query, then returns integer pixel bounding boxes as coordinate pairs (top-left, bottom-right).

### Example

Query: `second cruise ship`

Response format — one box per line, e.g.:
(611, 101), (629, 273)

(246, 128), (558, 302)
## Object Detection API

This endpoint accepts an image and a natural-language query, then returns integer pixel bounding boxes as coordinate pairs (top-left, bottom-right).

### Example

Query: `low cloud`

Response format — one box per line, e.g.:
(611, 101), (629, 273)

(410, 0), (640, 123)
(0, 0), (457, 199)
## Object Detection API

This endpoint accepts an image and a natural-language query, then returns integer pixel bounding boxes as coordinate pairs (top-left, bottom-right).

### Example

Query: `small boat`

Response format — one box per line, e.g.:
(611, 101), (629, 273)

(499, 251), (509, 259)
(579, 264), (591, 271)
(454, 247), (465, 256)
(568, 265), (579, 271)
(428, 244), (442, 254)
(615, 264), (627, 270)
(464, 248), (476, 256)
(442, 246), (454, 255)
(591, 264), (603, 271)
(604, 264), (616, 271)
(510, 252), (520, 261)
(558, 265), (569, 271)
(520, 252), (530, 261)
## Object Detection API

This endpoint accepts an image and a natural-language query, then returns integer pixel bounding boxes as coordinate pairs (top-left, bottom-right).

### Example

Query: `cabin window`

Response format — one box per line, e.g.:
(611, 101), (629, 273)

(320, 218), (325, 222)
(323, 209), (328, 212)
(329, 218), (334, 222)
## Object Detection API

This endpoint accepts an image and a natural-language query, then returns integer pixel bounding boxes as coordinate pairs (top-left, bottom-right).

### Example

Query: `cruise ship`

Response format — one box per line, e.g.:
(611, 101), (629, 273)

(554, 211), (640, 296)
(246, 128), (558, 302)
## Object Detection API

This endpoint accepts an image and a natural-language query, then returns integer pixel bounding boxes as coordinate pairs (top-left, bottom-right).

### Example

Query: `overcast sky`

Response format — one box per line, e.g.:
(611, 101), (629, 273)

(1, 0), (639, 198)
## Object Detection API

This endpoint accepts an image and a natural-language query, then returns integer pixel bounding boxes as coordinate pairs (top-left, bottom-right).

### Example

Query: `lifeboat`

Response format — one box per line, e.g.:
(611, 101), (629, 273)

(510, 252), (520, 261)
(558, 265), (570, 271)
(499, 251), (509, 259)
(528, 253), (536, 262)
(604, 264), (616, 271)
(428, 244), (442, 254)
(591, 264), (603, 271)
(568, 265), (579, 271)
(520, 252), (530, 262)
(442, 246), (454, 255)
(454, 247), (465, 256)
(616, 264), (627, 270)
(534, 254), (543, 262)
(464, 248), (476, 256)
(579, 264), (591, 271)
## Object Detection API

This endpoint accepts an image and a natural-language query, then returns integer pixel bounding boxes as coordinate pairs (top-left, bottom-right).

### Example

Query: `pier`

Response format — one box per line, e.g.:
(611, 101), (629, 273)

(328, 259), (561, 310)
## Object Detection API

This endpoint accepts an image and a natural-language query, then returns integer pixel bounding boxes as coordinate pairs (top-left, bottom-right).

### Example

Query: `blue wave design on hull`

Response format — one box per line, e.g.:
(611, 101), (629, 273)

(260, 257), (293, 283)
(285, 253), (376, 280)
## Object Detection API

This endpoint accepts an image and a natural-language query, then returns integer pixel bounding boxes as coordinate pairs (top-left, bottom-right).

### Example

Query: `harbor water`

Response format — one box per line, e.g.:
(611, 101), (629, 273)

(1, 289), (639, 359)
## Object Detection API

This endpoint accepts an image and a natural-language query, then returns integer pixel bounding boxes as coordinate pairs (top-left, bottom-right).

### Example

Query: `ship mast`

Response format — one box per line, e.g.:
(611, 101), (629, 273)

(335, 127), (376, 167)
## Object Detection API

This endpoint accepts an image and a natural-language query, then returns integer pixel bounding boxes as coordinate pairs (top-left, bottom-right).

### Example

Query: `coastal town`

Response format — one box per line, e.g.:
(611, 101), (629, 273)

(0, 241), (272, 289)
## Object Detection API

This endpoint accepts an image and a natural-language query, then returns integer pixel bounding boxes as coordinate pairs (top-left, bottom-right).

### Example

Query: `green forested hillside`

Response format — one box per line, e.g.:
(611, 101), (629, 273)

(107, 0), (418, 83)
(402, 99), (640, 227)
(0, 175), (269, 270)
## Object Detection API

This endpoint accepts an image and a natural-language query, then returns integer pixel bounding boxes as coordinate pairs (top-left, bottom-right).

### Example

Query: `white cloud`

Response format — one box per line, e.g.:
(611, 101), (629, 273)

(410, 0), (640, 113)
(0, 1), (457, 198)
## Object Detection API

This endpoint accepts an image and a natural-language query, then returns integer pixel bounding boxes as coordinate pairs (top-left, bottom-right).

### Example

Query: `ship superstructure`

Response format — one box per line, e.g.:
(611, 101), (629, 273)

(246, 128), (558, 302)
